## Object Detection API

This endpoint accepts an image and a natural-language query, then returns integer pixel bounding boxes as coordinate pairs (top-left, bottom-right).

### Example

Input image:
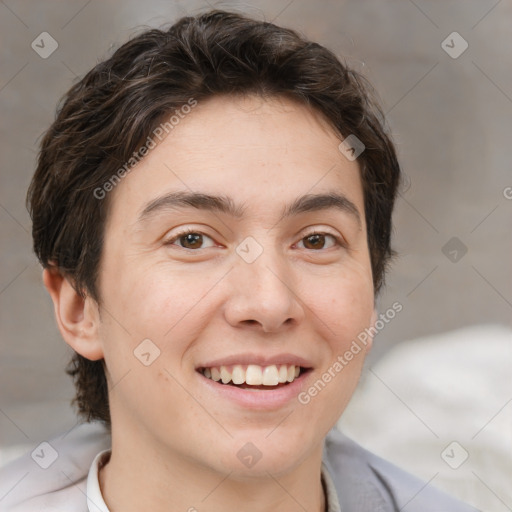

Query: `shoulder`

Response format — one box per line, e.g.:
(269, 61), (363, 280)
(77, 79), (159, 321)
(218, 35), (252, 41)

(0, 422), (110, 512)
(324, 428), (480, 512)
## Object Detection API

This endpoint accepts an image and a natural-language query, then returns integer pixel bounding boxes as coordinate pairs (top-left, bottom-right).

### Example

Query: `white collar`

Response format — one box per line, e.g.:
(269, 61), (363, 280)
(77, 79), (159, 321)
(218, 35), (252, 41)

(86, 449), (111, 512)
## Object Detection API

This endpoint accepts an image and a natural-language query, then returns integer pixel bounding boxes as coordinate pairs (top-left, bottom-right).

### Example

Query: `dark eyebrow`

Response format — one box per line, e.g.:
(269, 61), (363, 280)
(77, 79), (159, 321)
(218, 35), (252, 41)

(281, 193), (361, 227)
(138, 191), (246, 221)
(137, 191), (361, 227)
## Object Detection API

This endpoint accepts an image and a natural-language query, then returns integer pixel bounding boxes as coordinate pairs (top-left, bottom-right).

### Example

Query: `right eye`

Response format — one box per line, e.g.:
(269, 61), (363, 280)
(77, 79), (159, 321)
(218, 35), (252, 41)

(166, 229), (217, 250)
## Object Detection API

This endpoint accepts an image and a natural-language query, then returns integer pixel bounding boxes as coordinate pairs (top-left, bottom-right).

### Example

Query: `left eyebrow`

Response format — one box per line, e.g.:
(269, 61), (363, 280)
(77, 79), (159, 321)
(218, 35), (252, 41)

(281, 192), (361, 228)
(136, 191), (362, 228)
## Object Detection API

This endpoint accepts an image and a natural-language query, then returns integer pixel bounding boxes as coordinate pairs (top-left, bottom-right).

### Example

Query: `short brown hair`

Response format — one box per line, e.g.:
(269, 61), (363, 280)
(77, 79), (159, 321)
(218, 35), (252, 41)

(27, 10), (401, 427)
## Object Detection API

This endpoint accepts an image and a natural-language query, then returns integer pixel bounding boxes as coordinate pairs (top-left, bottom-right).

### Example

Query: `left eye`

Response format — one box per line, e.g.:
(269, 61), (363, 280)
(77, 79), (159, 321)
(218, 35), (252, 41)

(168, 231), (216, 250)
(296, 233), (339, 250)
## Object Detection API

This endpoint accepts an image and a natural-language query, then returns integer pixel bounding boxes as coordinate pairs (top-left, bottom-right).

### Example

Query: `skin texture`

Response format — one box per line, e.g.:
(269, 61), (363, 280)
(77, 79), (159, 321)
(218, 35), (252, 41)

(44, 95), (376, 512)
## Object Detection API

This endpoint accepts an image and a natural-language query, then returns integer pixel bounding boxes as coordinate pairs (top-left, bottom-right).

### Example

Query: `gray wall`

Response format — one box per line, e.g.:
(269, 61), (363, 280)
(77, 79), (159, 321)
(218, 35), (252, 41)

(1, 0), (511, 458)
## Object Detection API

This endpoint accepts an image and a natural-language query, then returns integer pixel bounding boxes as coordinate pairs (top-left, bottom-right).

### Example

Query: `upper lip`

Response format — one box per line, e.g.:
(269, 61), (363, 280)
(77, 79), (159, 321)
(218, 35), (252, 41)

(196, 353), (313, 370)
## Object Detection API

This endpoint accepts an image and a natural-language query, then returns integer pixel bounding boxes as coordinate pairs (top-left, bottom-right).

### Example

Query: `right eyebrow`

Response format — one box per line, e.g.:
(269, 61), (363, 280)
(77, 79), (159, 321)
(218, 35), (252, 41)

(137, 191), (247, 223)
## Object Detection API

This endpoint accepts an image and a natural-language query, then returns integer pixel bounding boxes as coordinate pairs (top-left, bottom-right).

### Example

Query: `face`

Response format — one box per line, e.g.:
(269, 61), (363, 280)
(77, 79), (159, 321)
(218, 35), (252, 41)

(95, 94), (375, 477)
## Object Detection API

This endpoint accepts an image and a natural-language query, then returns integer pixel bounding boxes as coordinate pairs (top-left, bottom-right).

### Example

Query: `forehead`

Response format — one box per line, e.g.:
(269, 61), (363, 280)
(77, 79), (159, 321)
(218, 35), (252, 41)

(106, 94), (364, 225)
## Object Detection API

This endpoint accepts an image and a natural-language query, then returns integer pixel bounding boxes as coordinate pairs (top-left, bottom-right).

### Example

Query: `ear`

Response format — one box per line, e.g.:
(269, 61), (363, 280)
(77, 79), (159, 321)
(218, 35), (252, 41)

(43, 267), (104, 361)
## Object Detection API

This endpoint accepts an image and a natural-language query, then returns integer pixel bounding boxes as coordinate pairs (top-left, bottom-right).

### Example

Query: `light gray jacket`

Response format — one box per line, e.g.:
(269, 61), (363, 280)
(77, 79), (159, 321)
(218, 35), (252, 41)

(323, 428), (480, 511)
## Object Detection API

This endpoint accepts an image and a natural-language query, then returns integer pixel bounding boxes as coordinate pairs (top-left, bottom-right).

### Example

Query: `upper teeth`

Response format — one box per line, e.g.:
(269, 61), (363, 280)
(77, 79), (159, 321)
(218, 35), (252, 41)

(202, 364), (301, 386)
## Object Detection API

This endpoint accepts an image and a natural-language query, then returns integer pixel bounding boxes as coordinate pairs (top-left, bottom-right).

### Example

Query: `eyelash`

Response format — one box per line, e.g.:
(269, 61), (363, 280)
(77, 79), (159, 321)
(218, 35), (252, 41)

(165, 228), (345, 251)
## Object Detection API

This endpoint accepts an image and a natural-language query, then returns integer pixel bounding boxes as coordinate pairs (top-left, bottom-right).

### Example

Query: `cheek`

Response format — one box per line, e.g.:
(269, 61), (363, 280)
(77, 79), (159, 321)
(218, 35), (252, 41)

(99, 263), (218, 382)
(300, 272), (373, 415)
(306, 263), (374, 346)
(102, 260), (203, 334)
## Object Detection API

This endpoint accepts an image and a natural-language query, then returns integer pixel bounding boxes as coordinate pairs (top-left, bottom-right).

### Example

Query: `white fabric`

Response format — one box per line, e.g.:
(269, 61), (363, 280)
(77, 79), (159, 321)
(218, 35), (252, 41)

(86, 450), (110, 512)
(0, 422), (110, 512)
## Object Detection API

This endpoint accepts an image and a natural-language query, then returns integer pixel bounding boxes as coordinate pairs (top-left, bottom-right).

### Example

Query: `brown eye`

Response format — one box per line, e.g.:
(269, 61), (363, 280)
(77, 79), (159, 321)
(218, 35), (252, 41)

(298, 233), (338, 250)
(179, 233), (203, 249)
(168, 230), (216, 250)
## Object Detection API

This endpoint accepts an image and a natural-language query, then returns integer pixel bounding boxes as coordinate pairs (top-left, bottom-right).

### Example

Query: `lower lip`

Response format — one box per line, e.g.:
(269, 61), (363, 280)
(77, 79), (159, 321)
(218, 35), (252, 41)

(197, 371), (311, 409)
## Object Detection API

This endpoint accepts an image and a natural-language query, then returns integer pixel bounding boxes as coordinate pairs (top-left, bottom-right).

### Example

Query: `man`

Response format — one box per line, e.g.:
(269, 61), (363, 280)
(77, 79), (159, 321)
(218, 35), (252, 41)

(0, 10), (479, 512)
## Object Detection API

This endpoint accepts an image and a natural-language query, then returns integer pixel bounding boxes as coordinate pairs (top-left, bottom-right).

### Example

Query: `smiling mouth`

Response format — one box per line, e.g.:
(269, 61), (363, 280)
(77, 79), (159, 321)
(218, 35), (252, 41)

(198, 364), (309, 390)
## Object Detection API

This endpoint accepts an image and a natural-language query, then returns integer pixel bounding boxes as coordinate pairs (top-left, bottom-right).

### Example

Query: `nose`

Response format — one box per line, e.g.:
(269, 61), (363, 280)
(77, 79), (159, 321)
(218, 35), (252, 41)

(223, 249), (305, 333)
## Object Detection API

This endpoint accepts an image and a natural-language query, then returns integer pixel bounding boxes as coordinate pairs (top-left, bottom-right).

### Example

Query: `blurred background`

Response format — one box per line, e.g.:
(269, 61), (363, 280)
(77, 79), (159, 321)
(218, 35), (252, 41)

(1, 1), (511, 510)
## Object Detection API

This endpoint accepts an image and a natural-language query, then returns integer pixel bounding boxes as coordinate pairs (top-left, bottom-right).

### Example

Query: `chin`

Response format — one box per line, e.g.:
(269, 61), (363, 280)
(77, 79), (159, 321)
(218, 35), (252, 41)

(209, 428), (319, 478)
